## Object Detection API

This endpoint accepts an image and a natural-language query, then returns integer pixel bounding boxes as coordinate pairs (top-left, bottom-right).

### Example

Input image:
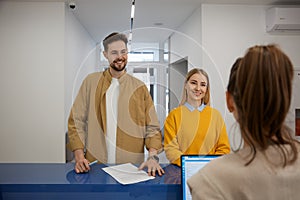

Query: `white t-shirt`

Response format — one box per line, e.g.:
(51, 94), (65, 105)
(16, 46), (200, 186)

(105, 78), (119, 164)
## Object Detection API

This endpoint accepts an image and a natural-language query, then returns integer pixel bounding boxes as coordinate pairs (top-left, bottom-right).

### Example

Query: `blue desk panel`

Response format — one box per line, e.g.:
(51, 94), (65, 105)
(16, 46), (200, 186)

(0, 163), (181, 200)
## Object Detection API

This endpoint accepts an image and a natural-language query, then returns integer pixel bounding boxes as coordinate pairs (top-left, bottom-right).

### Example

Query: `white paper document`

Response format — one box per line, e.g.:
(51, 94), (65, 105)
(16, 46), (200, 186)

(102, 163), (155, 185)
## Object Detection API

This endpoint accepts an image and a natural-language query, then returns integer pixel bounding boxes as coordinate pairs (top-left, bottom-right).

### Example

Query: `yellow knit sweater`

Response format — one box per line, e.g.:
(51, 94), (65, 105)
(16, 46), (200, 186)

(164, 105), (230, 166)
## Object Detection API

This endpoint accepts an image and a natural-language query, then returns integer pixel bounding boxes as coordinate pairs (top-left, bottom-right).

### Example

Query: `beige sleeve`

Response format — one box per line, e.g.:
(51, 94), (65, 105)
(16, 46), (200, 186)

(67, 77), (90, 151)
(143, 85), (163, 152)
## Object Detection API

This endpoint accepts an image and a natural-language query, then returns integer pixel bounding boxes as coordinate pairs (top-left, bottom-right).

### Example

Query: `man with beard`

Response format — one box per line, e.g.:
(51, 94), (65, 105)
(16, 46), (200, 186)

(68, 32), (164, 176)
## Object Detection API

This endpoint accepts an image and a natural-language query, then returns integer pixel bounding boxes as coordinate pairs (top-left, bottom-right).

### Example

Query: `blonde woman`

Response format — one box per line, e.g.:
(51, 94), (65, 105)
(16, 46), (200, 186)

(164, 68), (230, 166)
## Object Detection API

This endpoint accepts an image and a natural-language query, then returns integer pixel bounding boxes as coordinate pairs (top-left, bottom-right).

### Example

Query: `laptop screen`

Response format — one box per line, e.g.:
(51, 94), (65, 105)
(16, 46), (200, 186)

(181, 155), (221, 200)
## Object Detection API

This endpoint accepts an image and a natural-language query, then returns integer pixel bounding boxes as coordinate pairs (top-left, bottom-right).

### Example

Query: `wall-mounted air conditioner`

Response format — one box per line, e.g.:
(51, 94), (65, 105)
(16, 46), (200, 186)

(266, 7), (300, 33)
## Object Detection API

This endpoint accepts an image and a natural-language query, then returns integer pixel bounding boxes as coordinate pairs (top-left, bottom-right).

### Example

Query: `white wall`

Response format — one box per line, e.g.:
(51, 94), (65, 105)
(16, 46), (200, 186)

(64, 6), (97, 133)
(0, 2), (65, 162)
(170, 4), (300, 148)
(170, 6), (202, 67)
(0, 1), (97, 163)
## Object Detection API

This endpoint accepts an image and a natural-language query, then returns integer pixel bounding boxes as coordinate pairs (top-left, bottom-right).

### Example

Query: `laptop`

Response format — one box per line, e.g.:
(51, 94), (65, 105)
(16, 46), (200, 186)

(181, 154), (222, 200)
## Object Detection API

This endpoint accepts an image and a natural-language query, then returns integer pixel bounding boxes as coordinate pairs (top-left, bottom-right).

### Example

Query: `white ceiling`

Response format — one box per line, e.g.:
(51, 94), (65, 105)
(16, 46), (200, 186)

(29, 0), (300, 43)
(68, 0), (300, 44)
(69, 0), (204, 43)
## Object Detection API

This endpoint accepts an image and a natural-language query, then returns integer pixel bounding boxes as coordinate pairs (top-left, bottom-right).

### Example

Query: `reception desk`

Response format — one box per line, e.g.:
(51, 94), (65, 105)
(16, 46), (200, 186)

(0, 163), (181, 200)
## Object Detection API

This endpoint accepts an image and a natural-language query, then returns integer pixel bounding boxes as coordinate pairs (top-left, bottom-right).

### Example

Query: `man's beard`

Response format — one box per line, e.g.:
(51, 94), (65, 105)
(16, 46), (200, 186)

(110, 58), (127, 72)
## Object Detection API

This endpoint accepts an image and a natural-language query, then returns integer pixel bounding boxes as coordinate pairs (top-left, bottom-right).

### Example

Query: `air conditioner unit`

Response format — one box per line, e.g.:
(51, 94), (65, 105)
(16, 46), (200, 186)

(266, 7), (300, 33)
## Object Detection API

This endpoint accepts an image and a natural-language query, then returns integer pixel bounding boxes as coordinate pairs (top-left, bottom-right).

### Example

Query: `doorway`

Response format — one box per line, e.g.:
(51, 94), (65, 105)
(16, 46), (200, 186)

(168, 57), (188, 112)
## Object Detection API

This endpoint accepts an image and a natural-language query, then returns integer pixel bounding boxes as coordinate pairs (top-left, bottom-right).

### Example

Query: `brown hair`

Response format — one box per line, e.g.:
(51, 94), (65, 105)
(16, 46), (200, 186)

(233, 44), (298, 166)
(180, 68), (210, 106)
(103, 32), (128, 52)
(227, 57), (242, 94)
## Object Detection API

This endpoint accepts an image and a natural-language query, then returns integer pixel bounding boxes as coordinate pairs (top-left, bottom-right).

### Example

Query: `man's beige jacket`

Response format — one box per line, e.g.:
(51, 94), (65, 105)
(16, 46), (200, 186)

(68, 70), (162, 164)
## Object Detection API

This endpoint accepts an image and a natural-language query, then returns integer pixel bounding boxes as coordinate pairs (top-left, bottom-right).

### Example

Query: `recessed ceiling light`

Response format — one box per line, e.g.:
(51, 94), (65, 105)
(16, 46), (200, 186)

(154, 22), (163, 26)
